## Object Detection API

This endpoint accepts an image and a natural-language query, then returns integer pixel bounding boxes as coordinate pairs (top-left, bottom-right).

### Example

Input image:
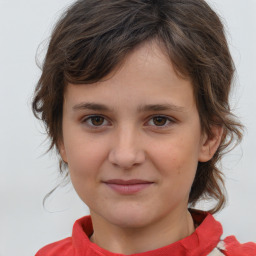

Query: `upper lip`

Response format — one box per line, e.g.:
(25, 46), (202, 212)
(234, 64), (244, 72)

(103, 179), (153, 185)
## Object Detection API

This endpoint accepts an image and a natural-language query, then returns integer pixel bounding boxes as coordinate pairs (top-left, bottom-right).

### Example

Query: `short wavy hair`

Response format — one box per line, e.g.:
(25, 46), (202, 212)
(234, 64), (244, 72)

(32, 0), (243, 213)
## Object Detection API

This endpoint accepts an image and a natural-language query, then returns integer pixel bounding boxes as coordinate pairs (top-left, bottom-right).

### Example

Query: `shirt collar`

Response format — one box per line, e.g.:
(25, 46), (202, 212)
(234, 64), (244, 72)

(72, 209), (223, 256)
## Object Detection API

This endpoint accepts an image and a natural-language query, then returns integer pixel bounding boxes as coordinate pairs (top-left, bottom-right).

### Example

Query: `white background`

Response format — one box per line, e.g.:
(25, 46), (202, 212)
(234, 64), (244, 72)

(0, 1), (255, 255)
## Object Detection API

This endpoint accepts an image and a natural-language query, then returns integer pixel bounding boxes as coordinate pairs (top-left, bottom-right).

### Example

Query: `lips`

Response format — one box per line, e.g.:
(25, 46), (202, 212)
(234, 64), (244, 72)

(103, 179), (154, 194)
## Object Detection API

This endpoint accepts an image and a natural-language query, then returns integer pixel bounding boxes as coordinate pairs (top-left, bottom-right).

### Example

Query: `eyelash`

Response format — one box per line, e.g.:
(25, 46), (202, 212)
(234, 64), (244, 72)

(146, 115), (174, 127)
(81, 115), (175, 129)
(81, 115), (110, 128)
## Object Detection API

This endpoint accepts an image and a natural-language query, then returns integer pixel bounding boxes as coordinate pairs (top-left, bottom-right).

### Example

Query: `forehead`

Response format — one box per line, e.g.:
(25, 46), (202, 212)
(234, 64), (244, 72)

(63, 42), (196, 115)
(104, 41), (188, 85)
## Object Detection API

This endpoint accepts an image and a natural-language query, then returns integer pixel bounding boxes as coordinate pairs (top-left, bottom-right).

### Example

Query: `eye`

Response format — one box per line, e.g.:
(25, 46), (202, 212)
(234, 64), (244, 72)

(147, 116), (174, 127)
(82, 115), (109, 127)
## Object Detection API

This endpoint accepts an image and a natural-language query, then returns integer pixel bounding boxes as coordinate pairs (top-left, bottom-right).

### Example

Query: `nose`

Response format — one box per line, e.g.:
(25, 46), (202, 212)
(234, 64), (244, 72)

(108, 127), (146, 170)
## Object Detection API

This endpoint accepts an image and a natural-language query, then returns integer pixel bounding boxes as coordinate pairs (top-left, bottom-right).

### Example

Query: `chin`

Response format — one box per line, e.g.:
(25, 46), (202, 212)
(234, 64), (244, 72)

(111, 216), (151, 229)
(103, 207), (156, 229)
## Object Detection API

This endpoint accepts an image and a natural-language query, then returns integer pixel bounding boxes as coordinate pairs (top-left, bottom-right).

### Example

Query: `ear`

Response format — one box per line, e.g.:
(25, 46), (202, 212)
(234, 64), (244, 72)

(58, 141), (68, 163)
(198, 125), (223, 162)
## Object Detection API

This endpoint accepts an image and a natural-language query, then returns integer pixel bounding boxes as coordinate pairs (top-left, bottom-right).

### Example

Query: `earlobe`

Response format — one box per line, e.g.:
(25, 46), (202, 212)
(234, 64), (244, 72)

(58, 142), (68, 163)
(198, 125), (223, 162)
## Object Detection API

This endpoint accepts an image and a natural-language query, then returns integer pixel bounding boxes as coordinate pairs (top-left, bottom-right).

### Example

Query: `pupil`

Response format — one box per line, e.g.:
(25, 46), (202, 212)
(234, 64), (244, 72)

(153, 117), (166, 126)
(92, 116), (104, 126)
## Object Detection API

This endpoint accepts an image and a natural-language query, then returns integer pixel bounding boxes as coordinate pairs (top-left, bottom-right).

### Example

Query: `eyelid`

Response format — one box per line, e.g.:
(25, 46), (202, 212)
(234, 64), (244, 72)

(145, 115), (176, 127)
(80, 114), (176, 129)
(81, 115), (111, 128)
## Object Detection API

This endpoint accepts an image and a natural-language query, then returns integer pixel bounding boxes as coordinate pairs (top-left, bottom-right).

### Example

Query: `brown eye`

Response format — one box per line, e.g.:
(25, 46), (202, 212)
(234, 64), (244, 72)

(90, 116), (105, 126)
(152, 116), (168, 126)
(82, 115), (110, 129)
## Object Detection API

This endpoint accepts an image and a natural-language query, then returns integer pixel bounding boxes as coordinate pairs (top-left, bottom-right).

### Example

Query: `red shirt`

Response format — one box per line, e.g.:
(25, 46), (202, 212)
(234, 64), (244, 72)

(35, 210), (256, 256)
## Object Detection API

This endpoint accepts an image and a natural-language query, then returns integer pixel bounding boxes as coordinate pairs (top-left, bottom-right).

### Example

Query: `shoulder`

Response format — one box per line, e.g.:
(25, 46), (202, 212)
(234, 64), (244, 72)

(35, 237), (73, 256)
(35, 216), (92, 256)
(190, 210), (256, 256)
(221, 235), (256, 256)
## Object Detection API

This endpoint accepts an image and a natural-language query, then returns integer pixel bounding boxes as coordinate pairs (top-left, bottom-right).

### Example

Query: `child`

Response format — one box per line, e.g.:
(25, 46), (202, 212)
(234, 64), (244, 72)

(32, 0), (256, 255)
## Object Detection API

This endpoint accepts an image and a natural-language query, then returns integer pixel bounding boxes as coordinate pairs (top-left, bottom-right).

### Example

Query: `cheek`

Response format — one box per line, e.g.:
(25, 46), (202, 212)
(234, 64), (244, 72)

(150, 135), (200, 181)
(65, 139), (107, 206)
(63, 135), (109, 194)
(65, 132), (106, 168)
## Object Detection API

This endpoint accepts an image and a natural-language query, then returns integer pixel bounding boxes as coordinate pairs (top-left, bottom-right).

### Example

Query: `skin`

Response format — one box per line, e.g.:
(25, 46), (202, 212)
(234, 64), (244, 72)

(59, 41), (222, 254)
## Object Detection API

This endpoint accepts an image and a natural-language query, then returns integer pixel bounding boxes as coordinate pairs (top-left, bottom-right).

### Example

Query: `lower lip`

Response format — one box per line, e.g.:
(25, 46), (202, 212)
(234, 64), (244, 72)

(105, 183), (153, 194)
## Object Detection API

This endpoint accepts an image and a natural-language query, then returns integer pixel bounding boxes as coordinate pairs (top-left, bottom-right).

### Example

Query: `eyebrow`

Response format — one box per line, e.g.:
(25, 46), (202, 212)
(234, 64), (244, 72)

(72, 102), (185, 112)
(137, 103), (185, 112)
(73, 102), (112, 111)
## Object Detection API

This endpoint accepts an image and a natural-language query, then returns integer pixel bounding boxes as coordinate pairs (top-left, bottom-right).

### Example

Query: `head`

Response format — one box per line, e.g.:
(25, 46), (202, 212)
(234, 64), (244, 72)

(32, 0), (243, 213)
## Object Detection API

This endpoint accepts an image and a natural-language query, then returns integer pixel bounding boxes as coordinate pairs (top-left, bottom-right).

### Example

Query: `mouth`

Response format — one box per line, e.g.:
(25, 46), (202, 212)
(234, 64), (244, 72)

(103, 179), (154, 194)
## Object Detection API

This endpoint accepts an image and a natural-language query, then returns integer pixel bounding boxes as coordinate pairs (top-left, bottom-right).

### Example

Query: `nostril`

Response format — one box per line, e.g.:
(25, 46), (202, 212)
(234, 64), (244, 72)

(108, 148), (145, 169)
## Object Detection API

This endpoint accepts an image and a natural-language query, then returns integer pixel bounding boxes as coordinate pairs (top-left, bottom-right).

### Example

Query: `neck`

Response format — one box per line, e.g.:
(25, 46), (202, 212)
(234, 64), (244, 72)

(90, 209), (195, 254)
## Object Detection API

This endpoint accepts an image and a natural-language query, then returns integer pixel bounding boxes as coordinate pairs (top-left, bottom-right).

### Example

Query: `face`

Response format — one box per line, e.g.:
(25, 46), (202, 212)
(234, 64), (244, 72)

(60, 42), (218, 230)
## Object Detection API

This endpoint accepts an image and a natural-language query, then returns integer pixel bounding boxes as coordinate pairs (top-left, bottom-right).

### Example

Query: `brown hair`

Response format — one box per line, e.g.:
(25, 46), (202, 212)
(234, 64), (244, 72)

(32, 0), (243, 213)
